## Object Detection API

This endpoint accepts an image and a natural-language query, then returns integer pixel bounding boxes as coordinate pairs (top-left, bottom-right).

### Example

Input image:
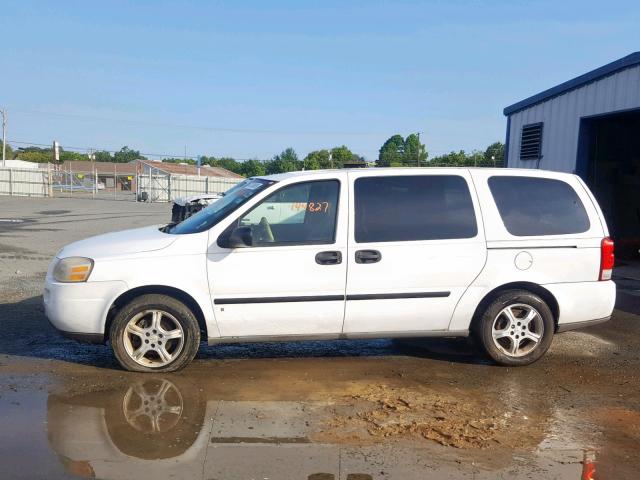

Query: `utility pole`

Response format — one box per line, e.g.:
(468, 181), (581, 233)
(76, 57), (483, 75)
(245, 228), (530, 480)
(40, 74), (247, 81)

(416, 131), (423, 167)
(1, 109), (6, 167)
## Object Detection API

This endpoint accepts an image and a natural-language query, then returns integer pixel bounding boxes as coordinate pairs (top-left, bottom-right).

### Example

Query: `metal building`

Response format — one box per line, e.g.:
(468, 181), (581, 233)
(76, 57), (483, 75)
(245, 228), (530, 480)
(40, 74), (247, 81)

(504, 52), (640, 259)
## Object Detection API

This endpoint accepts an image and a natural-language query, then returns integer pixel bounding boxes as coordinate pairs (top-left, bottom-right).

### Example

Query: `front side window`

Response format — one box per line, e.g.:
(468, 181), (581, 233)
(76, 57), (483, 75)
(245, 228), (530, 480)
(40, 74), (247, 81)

(226, 180), (340, 246)
(354, 175), (478, 243)
(488, 176), (590, 236)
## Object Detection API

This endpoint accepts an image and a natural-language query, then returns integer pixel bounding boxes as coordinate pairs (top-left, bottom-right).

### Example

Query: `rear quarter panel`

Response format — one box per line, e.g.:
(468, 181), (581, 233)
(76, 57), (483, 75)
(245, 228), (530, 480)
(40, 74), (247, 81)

(449, 170), (608, 331)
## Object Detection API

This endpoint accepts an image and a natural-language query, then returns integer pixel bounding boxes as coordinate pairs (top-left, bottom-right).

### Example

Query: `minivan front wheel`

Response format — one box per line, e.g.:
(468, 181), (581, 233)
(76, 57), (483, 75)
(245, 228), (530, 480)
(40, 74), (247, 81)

(110, 294), (200, 372)
(476, 290), (554, 366)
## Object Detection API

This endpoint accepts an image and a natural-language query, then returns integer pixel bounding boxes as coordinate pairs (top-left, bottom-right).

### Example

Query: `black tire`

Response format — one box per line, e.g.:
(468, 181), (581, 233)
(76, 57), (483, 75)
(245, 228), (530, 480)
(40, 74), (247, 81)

(475, 289), (554, 366)
(110, 294), (200, 372)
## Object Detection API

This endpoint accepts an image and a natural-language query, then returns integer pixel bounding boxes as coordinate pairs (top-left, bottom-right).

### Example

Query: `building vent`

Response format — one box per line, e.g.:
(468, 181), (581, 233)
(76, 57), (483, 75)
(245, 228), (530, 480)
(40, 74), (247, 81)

(519, 123), (544, 160)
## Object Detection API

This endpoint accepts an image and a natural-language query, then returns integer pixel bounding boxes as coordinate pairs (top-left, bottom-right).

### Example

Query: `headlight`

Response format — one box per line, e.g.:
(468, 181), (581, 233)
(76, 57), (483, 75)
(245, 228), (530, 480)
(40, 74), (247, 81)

(53, 257), (94, 283)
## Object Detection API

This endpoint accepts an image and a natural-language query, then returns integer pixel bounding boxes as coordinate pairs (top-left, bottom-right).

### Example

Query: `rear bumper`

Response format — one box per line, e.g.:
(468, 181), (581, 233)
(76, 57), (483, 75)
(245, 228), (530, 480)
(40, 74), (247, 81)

(544, 280), (616, 330)
(556, 315), (611, 333)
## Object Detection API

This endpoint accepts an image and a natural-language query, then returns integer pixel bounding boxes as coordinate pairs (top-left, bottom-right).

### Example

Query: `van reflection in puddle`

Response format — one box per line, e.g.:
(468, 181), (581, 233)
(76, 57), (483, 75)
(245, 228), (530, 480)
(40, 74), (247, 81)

(46, 377), (342, 479)
(47, 377), (210, 479)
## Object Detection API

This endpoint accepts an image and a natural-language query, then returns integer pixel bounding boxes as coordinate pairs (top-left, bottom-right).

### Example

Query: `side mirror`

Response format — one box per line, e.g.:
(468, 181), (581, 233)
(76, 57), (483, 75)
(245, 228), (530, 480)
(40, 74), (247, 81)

(223, 226), (253, 248)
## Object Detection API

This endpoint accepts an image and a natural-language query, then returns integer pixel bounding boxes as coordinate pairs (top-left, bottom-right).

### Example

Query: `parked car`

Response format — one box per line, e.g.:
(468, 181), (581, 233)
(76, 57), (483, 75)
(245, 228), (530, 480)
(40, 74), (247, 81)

(44, 168), (616, 372)
(171, 194), (222, 223)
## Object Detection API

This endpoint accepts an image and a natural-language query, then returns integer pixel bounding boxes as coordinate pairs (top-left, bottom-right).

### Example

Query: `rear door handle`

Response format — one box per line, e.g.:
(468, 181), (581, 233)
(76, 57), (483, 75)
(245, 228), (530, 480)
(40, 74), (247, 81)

(315, 251), (342, 265)
(355, 249), (381, 264)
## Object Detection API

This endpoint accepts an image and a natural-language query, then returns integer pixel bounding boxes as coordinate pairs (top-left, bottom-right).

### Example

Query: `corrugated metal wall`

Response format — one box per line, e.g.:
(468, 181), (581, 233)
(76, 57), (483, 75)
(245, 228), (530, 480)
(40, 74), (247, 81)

(0, 167), (50, 197)
(507, 64), (640, 172)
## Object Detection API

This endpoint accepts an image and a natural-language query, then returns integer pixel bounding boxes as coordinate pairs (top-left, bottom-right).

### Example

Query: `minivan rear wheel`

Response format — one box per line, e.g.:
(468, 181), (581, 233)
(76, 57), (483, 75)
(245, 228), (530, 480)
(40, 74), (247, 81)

(110, 294), (200, 372)
(476, 290), (554, 366)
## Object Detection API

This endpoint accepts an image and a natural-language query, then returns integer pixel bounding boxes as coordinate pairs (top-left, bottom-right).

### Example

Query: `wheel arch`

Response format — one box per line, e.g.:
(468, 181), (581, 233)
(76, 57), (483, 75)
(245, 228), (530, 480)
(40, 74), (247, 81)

(470, 281), (560, 334)
(105, 285), (208, 341)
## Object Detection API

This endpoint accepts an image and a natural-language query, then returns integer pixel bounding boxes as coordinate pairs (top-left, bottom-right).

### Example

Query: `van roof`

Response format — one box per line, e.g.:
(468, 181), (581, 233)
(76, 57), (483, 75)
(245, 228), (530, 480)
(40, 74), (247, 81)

(258, 167), (576, 182)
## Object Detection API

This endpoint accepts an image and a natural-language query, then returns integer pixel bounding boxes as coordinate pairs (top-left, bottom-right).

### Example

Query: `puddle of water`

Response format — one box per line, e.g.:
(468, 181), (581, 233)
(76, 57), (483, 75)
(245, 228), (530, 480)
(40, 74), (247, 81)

(0, 374), (619, 480)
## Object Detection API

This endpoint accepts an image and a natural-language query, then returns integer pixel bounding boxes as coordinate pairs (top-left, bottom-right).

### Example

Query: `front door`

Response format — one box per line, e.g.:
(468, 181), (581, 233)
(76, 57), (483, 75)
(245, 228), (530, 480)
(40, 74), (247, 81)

(343, 171), (486, 334)
(207, 175), (347, 338)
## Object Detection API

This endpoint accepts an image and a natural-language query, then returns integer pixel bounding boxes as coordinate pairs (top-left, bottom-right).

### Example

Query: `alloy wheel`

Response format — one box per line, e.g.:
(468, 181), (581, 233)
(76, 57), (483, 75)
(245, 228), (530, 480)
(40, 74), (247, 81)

(491, 303), (544, 358)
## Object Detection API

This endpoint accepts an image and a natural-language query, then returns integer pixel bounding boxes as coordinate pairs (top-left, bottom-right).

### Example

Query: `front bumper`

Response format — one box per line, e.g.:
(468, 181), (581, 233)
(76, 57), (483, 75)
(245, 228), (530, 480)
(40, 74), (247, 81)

(43, 278), (128, 343)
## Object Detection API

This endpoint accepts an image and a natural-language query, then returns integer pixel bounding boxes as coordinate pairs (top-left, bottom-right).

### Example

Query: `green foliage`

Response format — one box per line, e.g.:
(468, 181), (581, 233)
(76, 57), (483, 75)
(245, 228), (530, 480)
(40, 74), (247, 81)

(403, 133), (428, 166)
(377, 134), (427, 167)
(200, 156), (243, 174)
(113, 146), (146, 163)
(15, 146), (54, 163)
(0, 140), (14, 159)
(93, 150), (113, 162)
(265, 148), (300, 175)
(428, 142), (505, 167)
(378, 134), (405, 167)
(239, 159), (266, 177)
(303, 150), (324, 170)
(330, 145), (356, 167)
(59, 150), (87, 162)
(484, 142), (504, 165)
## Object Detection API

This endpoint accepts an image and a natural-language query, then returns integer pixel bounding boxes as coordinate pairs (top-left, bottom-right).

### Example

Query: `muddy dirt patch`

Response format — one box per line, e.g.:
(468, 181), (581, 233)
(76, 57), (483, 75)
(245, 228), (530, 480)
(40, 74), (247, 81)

(317, 384), (547, 449)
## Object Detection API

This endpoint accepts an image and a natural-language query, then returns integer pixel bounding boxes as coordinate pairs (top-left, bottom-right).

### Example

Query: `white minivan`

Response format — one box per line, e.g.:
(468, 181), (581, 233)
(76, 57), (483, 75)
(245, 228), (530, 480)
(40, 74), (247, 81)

(44, 168), (616, 372)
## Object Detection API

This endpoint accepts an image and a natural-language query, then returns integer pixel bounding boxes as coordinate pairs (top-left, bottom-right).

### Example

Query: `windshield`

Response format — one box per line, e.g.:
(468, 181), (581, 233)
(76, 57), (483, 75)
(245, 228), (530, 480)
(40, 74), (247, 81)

(167, 178), (275, 234)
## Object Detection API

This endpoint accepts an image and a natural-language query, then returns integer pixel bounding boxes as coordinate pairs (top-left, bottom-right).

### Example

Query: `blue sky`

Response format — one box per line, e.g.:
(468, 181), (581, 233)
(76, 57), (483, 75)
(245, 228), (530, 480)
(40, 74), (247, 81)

(2, 0), (639, 160)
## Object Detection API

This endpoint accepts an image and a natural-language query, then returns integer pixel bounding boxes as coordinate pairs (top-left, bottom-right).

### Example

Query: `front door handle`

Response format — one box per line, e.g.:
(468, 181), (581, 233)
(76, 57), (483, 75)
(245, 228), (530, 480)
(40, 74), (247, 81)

(315, 251), (342, 265)
(355, 249), (381, 264)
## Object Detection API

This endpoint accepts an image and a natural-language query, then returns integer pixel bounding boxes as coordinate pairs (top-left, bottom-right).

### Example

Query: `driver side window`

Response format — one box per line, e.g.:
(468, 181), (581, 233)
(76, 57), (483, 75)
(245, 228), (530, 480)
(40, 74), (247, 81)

(235, 180), (340, 246)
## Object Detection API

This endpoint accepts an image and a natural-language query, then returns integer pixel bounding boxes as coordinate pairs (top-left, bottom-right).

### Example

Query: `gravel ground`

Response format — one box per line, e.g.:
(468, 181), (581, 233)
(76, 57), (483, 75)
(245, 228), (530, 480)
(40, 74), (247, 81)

(0, 196), (639, 479)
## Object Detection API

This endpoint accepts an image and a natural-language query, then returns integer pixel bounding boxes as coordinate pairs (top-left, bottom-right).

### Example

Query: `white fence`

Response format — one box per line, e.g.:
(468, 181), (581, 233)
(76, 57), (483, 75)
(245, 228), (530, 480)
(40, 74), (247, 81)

(0, 166), (50, 197)
(0, 166), (241, 202)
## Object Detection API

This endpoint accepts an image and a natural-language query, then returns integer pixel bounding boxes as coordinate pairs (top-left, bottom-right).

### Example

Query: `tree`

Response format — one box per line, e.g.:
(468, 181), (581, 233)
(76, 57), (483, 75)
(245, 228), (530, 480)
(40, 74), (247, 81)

(377, 135), (405, 167)
(403, 134), (428, 166)
(330, 145), (355, 168)
(484, 142), (504, 166)
(0, 140), (14, 160)
(93, 150), (113, 162)
(15, 147), (53, 163)
(113, 146), (145, 163)
(239, 159), (266, 177)
(266, 148), (300, 174)
(427, 142), (505, 168)
(59, 150), (87, 162)
(303, 149), (329, 170)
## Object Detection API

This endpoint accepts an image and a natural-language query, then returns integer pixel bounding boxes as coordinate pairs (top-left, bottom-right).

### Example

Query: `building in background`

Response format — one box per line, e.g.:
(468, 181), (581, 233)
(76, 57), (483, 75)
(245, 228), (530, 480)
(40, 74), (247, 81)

(46, 160), (138, 192)
(504, 52), (640, 259)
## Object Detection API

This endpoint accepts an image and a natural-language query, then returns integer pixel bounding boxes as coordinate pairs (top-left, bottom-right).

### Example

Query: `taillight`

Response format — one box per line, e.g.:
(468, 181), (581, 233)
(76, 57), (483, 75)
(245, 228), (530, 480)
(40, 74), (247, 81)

(599, 237), (614, 281)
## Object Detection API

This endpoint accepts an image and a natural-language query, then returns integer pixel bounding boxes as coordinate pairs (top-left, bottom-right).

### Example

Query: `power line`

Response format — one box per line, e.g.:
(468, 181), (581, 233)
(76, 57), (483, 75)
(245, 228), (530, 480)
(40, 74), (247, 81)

(11, 108), (388, 137)
(7, 139), (270, 161)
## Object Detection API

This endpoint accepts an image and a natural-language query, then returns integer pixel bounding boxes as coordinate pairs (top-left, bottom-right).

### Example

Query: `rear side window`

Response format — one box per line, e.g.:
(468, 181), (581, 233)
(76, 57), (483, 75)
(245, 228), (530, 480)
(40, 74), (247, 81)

(354, 175), (478, 243)
(488, 176), (590, 236)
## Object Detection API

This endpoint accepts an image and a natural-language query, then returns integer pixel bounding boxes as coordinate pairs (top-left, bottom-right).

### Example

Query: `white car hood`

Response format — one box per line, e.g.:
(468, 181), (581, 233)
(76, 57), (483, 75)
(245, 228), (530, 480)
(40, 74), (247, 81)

(58, 225), (177, 259)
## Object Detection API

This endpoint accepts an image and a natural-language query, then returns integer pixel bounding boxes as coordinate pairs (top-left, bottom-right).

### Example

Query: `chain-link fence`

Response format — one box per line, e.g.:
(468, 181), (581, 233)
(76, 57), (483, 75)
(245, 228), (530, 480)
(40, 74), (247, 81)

(136, 174), (239, 202)
(50, 165), (135, 200)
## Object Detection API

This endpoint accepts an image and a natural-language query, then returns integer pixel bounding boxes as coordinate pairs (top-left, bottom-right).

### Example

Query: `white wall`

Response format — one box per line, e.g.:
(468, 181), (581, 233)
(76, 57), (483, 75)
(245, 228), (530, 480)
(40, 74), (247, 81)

(507, 64), (640, 173)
